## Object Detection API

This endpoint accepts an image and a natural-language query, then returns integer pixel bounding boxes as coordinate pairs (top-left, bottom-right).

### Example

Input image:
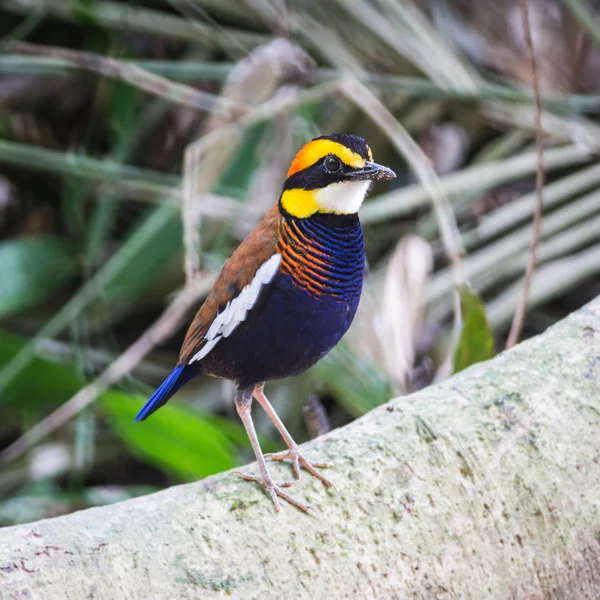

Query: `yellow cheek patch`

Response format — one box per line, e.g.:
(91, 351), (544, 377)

(287, 139), (366, 176)
(280, 188), (319, 218)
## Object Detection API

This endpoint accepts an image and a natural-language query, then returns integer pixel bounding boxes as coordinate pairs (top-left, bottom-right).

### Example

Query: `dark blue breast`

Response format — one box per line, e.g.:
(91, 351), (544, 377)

(199, 212), (365, 388)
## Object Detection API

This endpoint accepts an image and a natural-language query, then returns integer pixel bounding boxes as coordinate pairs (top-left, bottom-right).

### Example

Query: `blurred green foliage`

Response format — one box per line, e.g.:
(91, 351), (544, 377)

(0, 329), (84, 412)
(100, 391), (277, 481)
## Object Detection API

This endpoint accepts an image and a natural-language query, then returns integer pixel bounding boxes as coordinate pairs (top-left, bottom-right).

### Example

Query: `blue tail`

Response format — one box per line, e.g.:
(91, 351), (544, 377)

(135, 364), (187, 422)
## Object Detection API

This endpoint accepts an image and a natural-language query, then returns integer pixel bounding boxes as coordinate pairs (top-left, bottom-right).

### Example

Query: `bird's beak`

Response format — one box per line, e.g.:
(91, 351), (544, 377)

(347, 161), (396, 181)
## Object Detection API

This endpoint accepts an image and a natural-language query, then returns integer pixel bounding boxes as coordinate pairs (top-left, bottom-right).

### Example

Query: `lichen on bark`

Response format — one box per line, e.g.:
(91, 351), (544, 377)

(1, 299), (600, 599)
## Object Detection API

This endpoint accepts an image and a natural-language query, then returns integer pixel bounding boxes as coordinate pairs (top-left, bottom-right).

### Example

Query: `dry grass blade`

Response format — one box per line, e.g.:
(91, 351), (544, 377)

(361, 145), (592, 224)
(0, 140), (181, 185)
(378, 0), (478, 88)
(203, 38), (314, 133)
(375, 236), (433, 394)
(183, 38), (314, 281)
(238, 116), (296, 238)
(97, 182), (240, 220)
(0, 0), (270, 49)
(7, 41), (243, 114)
(292, 13), (366, 74)
(462, 163), (600, 249)
(505, 0), (545, 350)
(336, 0), (475, 88)
(5, 56), (600, 112)
(177, 80), (337, 272)
(487, 104), (600, 149)
(426, 188), (600, 320)
(487, 243), (600, 331)
(563, 0), (600, 51)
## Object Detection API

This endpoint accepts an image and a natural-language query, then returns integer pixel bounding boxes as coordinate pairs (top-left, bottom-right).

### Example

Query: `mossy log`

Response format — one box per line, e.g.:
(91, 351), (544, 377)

(1, 299), (600, 599)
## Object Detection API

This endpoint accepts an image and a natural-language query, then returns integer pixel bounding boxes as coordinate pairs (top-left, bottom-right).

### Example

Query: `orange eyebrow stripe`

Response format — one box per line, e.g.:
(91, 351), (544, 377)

(287, 139), (366, 176)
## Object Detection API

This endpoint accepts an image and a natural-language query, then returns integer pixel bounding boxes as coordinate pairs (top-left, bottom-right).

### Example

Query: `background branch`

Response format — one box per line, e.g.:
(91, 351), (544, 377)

(505, 0), (546, 349)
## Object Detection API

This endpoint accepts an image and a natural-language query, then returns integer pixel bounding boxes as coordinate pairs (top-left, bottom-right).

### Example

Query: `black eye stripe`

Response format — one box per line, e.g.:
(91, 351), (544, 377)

(283, 155), (354, 190)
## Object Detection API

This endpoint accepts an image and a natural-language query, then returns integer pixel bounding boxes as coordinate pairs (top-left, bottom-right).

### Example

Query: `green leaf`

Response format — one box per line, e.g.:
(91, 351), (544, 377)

(100, 391), (252, 481)
(0, 329), (84, 411)
(453, 286), (495, 374)
(0, 329), (273, 480)
(0, 235), (76, 317)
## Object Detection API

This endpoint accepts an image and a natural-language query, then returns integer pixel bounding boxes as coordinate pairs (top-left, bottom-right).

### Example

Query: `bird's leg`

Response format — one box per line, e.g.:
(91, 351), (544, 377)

(254, 384), (335, 489)
(232, 387), (312, 512)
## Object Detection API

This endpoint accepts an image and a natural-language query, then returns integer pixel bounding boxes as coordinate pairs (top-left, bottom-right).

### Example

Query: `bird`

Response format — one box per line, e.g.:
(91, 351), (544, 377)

(135, 133), (396, 512)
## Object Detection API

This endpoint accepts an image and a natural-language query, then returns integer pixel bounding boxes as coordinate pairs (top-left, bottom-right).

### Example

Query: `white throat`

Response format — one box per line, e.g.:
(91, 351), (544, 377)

(314, 180), (372, 214)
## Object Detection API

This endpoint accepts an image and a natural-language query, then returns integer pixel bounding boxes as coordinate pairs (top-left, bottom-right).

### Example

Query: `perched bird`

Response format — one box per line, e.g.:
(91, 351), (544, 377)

(136, 133), (395, 511)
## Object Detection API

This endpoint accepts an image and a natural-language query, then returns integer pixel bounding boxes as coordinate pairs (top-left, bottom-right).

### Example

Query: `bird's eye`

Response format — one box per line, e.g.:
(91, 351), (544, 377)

(324, 155), (341, 173)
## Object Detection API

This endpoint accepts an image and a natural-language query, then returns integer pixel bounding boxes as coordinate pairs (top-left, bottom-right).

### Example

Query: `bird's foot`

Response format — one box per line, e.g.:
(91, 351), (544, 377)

(233, 471), (312, 513)
(264, 445), (335, 489)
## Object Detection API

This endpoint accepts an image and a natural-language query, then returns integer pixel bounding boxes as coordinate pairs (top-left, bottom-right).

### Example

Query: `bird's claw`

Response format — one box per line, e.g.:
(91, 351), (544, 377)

(233, 471), (312, 512)
(233, 471), (295, 488)
(264, 445), (335, 489)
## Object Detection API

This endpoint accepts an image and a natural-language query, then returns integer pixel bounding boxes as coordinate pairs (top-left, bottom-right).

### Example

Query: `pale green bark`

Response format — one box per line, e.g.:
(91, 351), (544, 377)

(1, 299), (600, 599)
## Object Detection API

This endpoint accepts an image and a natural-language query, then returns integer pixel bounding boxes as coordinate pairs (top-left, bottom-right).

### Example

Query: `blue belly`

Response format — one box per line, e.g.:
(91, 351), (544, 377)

(199, 272), (361, 388)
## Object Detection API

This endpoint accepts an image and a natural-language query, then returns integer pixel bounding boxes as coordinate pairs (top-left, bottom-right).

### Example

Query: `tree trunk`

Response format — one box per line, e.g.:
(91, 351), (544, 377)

(1, 299), (600, 600)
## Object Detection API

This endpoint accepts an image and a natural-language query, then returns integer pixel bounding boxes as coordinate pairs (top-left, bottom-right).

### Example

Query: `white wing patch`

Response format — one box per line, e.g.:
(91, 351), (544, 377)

(189, 253), (281, 364)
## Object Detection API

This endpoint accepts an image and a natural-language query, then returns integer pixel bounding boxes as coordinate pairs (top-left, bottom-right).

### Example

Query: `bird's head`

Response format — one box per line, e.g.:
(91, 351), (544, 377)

(280, 133), (396, 218)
